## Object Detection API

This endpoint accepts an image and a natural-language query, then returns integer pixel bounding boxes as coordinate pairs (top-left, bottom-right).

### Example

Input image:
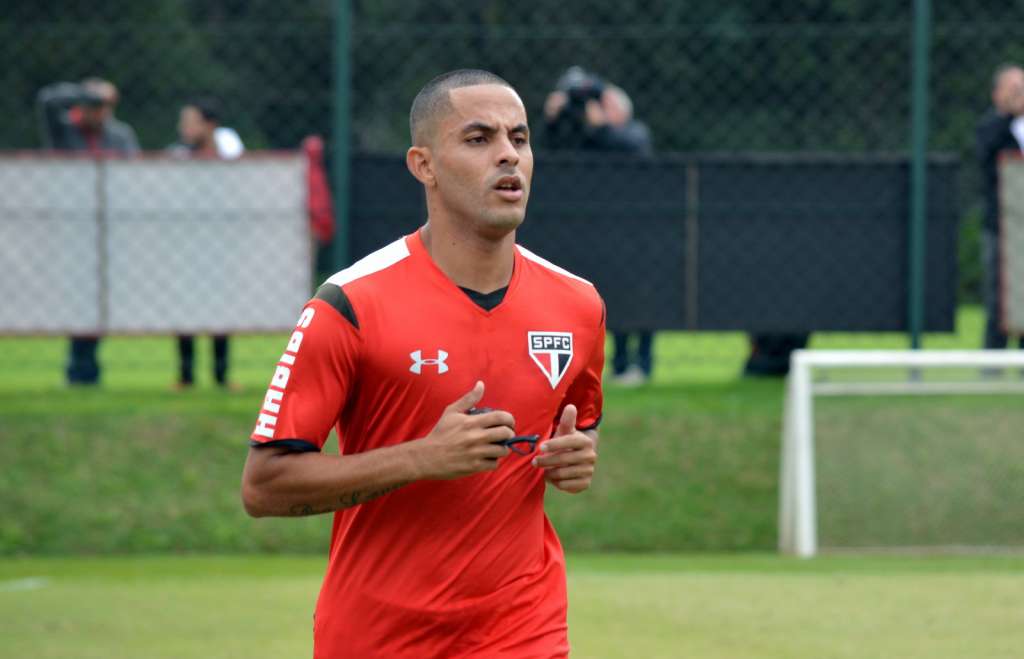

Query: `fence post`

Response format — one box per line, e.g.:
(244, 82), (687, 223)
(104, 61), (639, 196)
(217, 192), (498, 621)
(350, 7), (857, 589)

(908, 0), (932, 349)
(331, 0), (352, 270)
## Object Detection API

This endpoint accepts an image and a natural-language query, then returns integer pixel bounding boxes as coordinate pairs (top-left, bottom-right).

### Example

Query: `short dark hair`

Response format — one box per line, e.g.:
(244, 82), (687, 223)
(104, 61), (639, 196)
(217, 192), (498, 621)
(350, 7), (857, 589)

(409, 69), (513, 144)
(187, 97), (223, 124)
(993, 63), (1021, 91)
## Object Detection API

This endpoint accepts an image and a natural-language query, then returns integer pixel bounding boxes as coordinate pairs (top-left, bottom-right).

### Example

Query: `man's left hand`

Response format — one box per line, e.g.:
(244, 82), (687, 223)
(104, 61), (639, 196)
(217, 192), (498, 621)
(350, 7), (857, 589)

(533, 404), (597, 494)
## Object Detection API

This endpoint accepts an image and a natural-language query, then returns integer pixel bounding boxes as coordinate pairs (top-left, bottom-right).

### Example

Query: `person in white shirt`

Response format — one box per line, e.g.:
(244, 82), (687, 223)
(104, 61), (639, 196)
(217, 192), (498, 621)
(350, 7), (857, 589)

(171, 97), (245, 388)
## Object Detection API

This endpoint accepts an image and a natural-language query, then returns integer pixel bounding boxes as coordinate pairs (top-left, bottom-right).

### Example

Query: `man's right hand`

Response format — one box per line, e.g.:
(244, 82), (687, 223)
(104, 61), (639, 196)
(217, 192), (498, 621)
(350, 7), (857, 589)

(411, 381), (515, 480)
(544, 91), (568, 121)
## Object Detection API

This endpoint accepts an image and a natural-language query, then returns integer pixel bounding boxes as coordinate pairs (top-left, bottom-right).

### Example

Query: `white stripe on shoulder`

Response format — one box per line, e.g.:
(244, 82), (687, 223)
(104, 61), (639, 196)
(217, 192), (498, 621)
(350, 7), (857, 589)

(325, 237), (411, 287)
(516, 245), (593, 286)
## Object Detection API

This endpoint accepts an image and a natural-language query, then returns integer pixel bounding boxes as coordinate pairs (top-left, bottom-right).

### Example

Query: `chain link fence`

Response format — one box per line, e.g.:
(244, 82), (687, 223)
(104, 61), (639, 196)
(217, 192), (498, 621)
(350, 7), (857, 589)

(2, 1), (1023, 388)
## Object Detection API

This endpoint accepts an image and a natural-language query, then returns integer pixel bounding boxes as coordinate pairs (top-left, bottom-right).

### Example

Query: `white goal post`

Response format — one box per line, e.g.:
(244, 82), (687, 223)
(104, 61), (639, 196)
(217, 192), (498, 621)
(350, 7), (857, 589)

(779, 349), (1024, 558)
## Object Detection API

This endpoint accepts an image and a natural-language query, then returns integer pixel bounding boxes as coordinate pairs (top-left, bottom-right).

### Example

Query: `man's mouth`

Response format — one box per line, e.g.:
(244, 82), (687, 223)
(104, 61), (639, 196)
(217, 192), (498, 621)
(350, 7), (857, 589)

(493, 176), (523, 201)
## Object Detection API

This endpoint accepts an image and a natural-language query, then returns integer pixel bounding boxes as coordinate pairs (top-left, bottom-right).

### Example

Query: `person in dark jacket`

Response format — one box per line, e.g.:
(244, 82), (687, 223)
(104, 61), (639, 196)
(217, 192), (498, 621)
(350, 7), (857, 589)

(37, 78), (139, 386)
(544, 69), (655, 385)
(976, 63), (1024, 354)
(743, 333), (809, 377)
(38, 79), (139, 155)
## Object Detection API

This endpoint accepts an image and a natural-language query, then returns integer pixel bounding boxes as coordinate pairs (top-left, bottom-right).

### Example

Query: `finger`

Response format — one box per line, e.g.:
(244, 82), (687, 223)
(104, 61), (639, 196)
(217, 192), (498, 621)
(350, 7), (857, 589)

(449, 381), (484, 414)
(479, 457), (505, 471)
(533, 447), (595, 469)
(544, 465), (594, 482)
(546, 476), (591, 493)
(539, 432), (592, 454)
(477, 444), (511, 461)
(479, 426), (516, 444)
(555, 404), (577, 438)
(472, 410), (516, 430)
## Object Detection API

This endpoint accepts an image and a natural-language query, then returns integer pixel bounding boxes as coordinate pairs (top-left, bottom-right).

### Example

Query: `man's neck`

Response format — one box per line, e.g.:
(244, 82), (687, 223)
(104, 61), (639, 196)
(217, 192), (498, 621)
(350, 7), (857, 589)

(419, 220), (515, 294)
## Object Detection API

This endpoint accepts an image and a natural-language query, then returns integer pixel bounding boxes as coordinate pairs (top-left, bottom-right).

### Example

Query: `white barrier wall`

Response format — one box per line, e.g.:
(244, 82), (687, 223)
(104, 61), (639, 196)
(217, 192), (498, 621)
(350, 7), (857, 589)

(0, 154), (311, 334)
(1000, 157), (1024, 334)
(0, 158), (102, 333)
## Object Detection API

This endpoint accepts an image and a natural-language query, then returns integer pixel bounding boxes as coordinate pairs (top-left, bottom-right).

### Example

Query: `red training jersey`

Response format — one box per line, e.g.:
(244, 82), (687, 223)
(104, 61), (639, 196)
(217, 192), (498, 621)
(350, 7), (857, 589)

(250, 229), (605, 659)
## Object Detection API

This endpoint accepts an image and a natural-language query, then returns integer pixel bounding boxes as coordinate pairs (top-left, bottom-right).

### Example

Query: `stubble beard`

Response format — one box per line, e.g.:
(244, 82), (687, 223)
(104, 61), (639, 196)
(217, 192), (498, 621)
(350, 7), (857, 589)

(444, 187), (526, 241)
(480, 205), (524, 233)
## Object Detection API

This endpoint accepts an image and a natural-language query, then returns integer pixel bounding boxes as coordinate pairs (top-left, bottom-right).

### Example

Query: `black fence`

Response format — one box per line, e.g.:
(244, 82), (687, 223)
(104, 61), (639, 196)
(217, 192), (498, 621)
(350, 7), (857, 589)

(3, 1), (1018, 385)
(351, 152), (960, 332)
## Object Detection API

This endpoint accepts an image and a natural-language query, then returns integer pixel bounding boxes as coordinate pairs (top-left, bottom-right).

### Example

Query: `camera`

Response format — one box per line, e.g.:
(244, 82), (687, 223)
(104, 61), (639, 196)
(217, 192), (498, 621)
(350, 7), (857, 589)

(545, 66), (607, 149)
(556, 66), (605, 107)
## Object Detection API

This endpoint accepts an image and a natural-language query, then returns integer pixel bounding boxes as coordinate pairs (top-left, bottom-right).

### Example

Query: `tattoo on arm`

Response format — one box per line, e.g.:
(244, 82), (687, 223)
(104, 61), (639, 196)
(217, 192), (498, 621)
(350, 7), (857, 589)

(286, 482), (407, 517)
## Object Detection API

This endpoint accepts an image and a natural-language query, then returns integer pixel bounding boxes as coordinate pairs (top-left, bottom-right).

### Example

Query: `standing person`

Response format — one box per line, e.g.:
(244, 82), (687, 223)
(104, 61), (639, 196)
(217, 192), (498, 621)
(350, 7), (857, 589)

(544, 67), (655, 385)
(171, 98), (244, 389)
(743, 333), (809, 377)
(242, 69), (604, 658)
(976, 63), (1024, 356)
(37, 78), (139, 386)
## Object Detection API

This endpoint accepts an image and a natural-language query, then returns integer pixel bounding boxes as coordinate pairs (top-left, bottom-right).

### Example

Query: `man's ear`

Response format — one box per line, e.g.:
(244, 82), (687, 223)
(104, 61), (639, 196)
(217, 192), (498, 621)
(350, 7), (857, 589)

(406, 146), (436, 187)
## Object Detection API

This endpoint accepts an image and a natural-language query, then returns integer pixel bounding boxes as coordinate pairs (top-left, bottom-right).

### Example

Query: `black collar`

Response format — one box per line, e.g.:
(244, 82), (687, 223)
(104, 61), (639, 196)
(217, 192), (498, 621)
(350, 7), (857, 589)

(459, 285), (508, 311)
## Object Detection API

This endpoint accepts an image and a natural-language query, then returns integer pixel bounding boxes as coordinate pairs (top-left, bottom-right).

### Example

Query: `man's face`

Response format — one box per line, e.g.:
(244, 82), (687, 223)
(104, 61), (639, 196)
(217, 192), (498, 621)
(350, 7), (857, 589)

(79, 104), (110, 129)
(78, 81), (116, 130)
(429, 84), (533, 237)
(178, 106), (211, 146)
(994, 67), (1024, 113)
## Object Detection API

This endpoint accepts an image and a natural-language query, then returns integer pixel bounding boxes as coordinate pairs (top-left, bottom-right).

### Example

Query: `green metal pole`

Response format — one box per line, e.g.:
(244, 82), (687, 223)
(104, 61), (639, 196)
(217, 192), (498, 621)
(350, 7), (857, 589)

(908, 0), (931, 349)
(331, 0), (352, 270)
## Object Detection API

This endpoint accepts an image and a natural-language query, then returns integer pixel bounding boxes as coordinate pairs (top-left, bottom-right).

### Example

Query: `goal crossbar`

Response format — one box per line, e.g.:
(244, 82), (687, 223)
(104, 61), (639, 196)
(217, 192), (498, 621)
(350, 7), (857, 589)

(779, 350), (1024, 558)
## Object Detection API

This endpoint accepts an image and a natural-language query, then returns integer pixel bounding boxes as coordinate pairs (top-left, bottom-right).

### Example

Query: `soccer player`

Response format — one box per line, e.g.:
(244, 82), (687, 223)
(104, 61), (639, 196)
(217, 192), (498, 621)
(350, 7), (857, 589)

(241, 69), (605, 658)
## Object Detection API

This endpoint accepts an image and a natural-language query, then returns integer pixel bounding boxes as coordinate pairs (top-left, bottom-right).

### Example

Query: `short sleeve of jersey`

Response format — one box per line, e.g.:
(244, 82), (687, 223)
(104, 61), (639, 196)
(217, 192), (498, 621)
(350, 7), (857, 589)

(561, 302), (606, 432)
(250, 298), (361, 451)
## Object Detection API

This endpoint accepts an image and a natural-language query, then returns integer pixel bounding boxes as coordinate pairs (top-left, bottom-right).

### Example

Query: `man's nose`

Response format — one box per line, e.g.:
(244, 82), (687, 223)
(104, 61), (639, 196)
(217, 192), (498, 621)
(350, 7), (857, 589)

(496, 136), (519, 168)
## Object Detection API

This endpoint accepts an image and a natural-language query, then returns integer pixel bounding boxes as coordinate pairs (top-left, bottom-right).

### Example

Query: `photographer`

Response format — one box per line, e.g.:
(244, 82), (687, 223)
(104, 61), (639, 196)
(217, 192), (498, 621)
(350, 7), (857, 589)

(544, 68), (655, 385)
(37, 79), (139, 155)
(36, 78), (139, 386)
(544, 67), (652, 156)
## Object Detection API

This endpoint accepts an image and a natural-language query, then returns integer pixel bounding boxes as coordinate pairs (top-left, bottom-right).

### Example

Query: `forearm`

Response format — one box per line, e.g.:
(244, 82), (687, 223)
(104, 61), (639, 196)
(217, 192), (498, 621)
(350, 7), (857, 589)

(36, 83), (79, 147)
(242, 383), (521, 516)
(242, 441), (422, 517)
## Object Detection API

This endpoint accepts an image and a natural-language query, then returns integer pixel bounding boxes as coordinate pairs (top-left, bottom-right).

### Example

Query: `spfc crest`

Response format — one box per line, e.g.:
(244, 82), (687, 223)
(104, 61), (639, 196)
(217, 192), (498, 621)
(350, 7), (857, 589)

(528, 331), (574, 389)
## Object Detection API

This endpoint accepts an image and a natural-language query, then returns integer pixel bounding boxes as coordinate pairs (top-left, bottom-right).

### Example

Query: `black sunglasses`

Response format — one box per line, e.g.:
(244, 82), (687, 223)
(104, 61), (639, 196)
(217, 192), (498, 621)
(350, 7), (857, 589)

(494, 435), (540, 455)
(468, 407), (541, 455)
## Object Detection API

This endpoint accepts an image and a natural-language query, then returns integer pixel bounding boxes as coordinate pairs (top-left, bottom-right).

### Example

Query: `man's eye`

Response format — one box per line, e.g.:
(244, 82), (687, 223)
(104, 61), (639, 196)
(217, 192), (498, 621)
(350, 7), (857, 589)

(513, 136), (529, 145)
(466, 136), (485, 144)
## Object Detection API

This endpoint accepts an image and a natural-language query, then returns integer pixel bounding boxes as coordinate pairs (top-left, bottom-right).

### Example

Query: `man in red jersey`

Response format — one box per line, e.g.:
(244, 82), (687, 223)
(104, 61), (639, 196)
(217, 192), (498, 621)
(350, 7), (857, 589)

(242, 69), (605, 659)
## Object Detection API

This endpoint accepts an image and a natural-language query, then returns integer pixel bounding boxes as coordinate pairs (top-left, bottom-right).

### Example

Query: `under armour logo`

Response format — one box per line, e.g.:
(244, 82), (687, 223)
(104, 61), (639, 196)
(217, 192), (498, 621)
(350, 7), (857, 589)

(410, 350), (449, 374)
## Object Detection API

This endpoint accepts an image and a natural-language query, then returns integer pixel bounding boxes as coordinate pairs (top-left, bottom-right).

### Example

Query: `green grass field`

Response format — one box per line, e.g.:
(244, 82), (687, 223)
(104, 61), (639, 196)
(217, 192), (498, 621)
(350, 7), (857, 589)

(1, 554), (1022, 659)
(815, 394), (1024, 548)
(0, 307), (993, 391)
(3, 305), (1023, 657)
(1, 305), (1020, 555)
(0, 374), (785, 554)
